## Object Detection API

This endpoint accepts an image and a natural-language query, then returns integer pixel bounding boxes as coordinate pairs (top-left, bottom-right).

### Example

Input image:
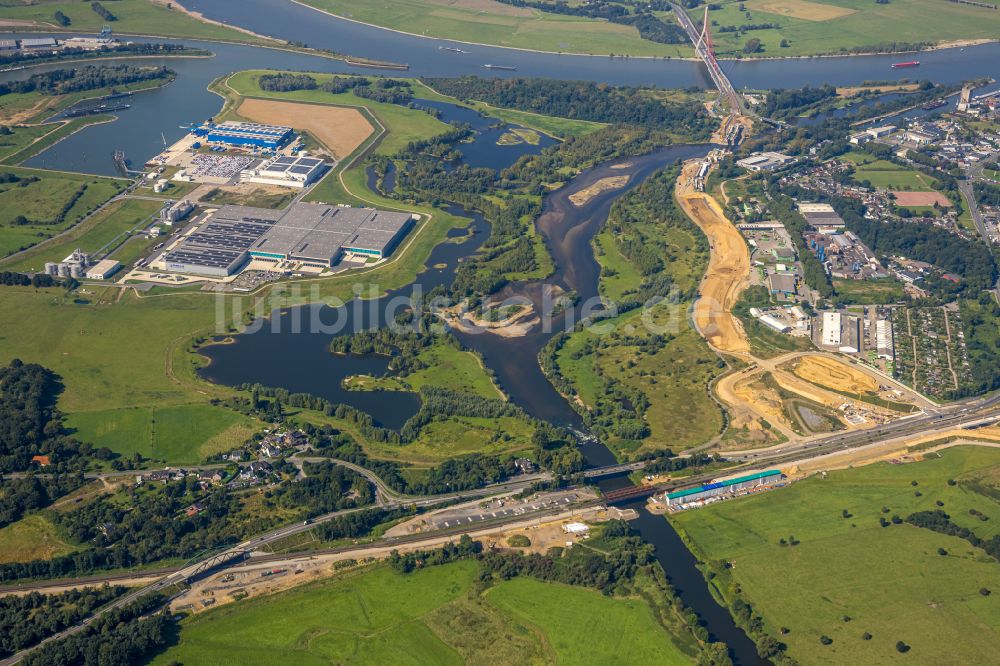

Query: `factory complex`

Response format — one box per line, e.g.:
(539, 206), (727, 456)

(156, 203), (417, 278)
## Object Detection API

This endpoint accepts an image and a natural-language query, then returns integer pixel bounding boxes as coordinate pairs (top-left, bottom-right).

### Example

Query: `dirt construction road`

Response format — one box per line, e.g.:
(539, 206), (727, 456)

(677, 162), (750, 355)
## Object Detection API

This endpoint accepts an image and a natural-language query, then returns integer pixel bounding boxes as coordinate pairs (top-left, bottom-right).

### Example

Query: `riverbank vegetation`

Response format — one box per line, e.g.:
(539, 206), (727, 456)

(295, 0), (999, 58)
(423, 76), (715, 138)
(671, 446), (1000, 664)
(152, 523), (723, 665)
(540, 167), (726, 457)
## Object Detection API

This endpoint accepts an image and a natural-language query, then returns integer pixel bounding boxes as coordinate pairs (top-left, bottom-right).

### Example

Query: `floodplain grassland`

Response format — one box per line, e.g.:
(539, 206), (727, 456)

(152, 559), (691, 665)
(0, 0), (267, 44)
(699, 0), (1000, 57)
(0, 167), (125, 259)
(295, 0), (688, 57)
(1, 197), (159, 271)
(0, 284), (253, 464)
(551, 168), (726, 457)
(672, 446), (1000, 665)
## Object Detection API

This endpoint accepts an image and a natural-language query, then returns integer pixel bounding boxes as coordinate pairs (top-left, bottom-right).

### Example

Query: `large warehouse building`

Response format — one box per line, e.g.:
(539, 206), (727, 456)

(195, 121), (293, 150)
(160, 203), (416, 277)
(662, 470), (783, 509)
(241, 154), (326, 188)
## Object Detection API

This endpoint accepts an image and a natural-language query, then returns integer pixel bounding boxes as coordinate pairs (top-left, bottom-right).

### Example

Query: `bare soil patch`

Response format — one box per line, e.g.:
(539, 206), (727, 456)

(791, 355), (880, 394)
(677, 162), (750, 355)
(891, 191), (952, 207)
(236, 98), (374, 159)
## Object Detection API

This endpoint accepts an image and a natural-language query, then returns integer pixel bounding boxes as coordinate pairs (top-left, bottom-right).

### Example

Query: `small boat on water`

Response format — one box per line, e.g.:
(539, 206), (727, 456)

(439, 46), (468, 54)
(892, 61), (920, 69)
(483, 64), (516, 71)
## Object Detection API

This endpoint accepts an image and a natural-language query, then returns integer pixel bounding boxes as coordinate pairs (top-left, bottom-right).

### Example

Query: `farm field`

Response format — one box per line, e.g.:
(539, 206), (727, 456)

(236, 98), (374, 159)
(700, 0), (1000, 57)
(672, 446), (1000, 665)
(0, 285), (248, 463)
(296, 0), (688, 57)
(0, 167), (125, 260)
(0, 0), (265, 45)
(152, 560), (690, 665)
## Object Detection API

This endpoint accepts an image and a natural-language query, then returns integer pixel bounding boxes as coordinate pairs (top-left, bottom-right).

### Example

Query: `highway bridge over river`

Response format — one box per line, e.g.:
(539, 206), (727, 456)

(670, 3), (746, 116)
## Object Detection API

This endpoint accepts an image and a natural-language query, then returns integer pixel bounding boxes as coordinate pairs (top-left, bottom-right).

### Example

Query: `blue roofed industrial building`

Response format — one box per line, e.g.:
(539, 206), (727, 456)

(194, 121), (293, 150)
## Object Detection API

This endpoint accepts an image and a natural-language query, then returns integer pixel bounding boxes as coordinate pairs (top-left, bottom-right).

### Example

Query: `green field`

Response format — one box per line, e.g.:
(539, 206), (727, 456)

(1, 196), (159, 271)
(65, 404), (258, 464)
(153, 559), (690, 665)
(0, 514), (78, 565)
(832, 277), (905, 305)
(297, 0), (688, 57)
(840, 152), (939, 191)
(672, 446), (1000, 664)
(699, 0), (1000, 57)
(0, 167), (125, 259)
(0, 0), (266, 44)
(0, 124), (54, 162)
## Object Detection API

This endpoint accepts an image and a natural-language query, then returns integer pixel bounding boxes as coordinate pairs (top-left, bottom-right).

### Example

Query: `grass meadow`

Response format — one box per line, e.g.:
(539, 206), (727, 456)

(152, 560), (690, 665)
(672, 446), (1000, 664)
(701, 0), (1000, 57)
(297, 0), (687, 57)
(0, 167), (125, 260)
(0, 514), (79, 565)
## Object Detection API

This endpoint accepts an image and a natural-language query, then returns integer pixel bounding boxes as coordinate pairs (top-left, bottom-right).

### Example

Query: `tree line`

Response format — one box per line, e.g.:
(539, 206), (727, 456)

(906, 509), (1000, 562)
(22, 594), (174, 666)
(0, 43), (199, 69)
(0, 65), (173, 98)
(0, 586), (125, 658)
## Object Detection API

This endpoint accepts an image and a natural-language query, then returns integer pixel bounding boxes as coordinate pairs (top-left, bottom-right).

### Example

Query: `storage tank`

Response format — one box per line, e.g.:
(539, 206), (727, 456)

(70, 264), (84, 279)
